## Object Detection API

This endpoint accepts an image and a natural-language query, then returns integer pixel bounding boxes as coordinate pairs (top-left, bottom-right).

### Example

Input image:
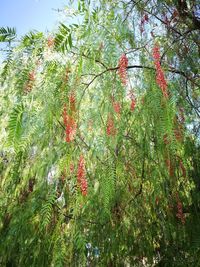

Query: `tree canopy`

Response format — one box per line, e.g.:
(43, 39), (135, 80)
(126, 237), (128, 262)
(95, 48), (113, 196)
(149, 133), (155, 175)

(0, 0), (200, 266)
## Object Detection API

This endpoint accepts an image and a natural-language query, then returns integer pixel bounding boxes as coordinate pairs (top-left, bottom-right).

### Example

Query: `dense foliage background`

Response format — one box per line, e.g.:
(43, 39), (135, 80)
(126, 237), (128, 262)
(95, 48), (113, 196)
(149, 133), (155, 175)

(0, 0), (200, 266)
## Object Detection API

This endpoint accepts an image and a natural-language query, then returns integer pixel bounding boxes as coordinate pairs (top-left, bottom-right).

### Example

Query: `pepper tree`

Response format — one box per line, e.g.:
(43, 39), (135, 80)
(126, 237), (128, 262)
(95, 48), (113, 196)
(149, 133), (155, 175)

(0, 0), (200, 266)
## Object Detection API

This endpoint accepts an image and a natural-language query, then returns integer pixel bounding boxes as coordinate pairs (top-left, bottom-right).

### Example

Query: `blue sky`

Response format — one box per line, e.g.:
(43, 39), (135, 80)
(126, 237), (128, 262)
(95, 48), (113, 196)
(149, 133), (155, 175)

(0, 0), (68, 36)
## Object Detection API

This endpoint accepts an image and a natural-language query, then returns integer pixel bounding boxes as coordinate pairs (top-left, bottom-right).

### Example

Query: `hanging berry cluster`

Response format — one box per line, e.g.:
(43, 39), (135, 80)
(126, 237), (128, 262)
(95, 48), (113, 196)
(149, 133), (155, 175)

(77, 155), (87, 196)
(70, 162), (74, 173)
(61, 168), (67, 183)
(47, 36), (54, 48)
(152, 44), (168, 98)
(130, 98), (136, 111)
(64, 67), (71, 83)
(178, 107), (185, 124)
(165, 158), (174, 177)
(106, 114), (116, 136)
(118, 54), (128, 85)
(140, 13), (149, 33)
(69, 91), (76, 112)
(128, 90), (136, 111)
(112, 100), (121, 115)
(62, 92), (77, 143)
(175, 193), (185, 224)
(179, 159), (186, 178)
(24, 71), (35, 94)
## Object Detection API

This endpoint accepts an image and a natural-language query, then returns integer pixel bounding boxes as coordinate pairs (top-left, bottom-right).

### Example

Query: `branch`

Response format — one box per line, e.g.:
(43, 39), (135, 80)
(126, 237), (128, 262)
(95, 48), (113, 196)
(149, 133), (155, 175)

(52, 111), (106, 164)
(160, 28), (198, 62)
(70, 50), (108, 69)
(185, 78), (200, 119)
(143, 8), (183, 36)
(79, 64), (198, 102)
(55, 203), (103, 226)
(77, 134), (105, 164)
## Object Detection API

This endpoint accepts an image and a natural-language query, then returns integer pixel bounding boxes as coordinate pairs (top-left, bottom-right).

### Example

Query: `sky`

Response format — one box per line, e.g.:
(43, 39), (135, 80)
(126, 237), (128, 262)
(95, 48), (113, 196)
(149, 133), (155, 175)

(0, 0), (68, 36)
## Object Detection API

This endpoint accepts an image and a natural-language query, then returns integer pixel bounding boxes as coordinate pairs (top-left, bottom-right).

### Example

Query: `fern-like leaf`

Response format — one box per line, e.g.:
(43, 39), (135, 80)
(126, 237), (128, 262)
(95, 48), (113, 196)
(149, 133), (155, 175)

(7, 104), (24, 150)
(54, 23), (77, 52)
(0, 27), (16, 42)
(41, 191), (57, 229)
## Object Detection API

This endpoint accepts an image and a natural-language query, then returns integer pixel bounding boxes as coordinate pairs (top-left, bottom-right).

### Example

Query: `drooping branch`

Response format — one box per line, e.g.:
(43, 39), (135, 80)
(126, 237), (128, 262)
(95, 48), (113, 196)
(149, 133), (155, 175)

(70, 50), (108, 69)
(52, 111), (106, 164)
(80, 64), (199, 102)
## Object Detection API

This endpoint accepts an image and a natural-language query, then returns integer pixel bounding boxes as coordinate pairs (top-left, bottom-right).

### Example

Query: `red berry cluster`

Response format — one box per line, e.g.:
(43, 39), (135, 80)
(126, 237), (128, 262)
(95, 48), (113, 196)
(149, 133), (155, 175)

(179, 159), (186, 178)
(175, 193), (185, 224)
(64, 67), (71, 83)
(178, 107), (185, 124)
(163, 14), (170, 27)
(140, 13), (149, 33)
(163, 133), (170, 145)
(152, 44), (168, 98)
(29, 72), (35, 81)
(47, 36), (54, 48)
(165, 159), (174, 177)
(130, 98), (136, 111)
(69, 92), (76, 112)
(128, 90), (136, 111)
(118, 54), (128, 86)
(174, 128), (183, 142)
(112, 101), (121, 115)
(61, 168), (67, 183)
(70, 162), (74, 173)
(106, 114), (116, 136)
(77, 155), (87, 196)
(63, 103), (77, 143)
(155, 196), (160, 206)
(24, 71), (36, 94)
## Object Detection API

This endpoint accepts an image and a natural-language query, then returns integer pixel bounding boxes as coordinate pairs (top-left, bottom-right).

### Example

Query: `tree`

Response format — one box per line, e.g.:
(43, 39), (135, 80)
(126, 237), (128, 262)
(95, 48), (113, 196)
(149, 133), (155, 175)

(0, 1), (199, 266)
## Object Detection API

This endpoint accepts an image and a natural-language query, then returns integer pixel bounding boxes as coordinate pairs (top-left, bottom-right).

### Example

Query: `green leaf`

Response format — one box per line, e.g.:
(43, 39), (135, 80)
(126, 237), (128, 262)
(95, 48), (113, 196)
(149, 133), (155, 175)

(0, 27), (16, 42)
(68, 34), (72, 48)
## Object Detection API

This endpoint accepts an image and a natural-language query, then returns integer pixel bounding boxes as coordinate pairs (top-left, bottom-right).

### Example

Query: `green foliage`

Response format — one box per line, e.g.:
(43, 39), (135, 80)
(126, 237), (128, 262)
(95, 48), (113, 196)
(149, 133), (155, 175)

(41, 191), (57, 229)
(0, 0), (200, 266)
(21, 31), (44, 47)
(7, 104), (24, 149)
(101, 161), (116, 215)
(54, 23), (78, 52)
(0, 27), (16, 42)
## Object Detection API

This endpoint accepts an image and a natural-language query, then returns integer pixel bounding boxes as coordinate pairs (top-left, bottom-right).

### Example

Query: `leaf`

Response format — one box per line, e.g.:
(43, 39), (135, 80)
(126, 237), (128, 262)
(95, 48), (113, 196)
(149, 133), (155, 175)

(21, 31), (43, 47)
(54, 23), (76, 52)
(7, 104), (24, 150)
(0, 27), (16, 42)
(68, 33), (72, 48)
